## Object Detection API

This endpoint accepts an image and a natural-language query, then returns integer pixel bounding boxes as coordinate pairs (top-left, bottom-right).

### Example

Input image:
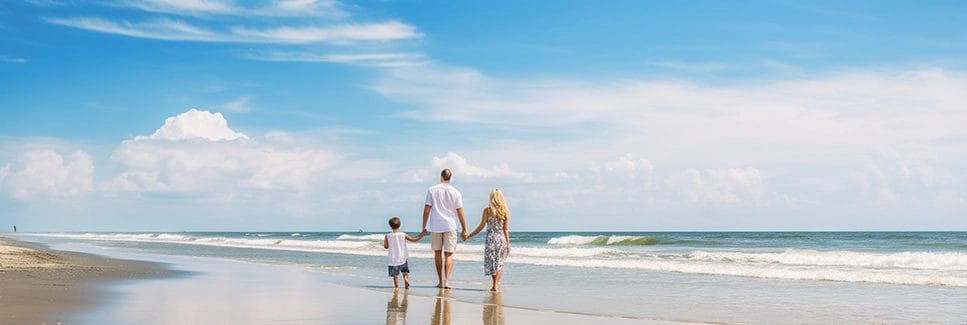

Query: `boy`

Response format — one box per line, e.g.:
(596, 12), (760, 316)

(384, 216), (425, 288)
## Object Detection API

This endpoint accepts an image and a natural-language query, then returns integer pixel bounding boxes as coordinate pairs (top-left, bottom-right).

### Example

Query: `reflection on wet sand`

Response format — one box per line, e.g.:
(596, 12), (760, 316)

(430, 289), (452, 325)
(386, 289), (409, 325)
(483, 291), (505, 325)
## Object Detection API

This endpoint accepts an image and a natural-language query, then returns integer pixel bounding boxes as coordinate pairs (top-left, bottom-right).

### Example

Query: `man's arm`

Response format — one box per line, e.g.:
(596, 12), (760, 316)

(457, 207), (468, 240)
(422, 204), (431, 234)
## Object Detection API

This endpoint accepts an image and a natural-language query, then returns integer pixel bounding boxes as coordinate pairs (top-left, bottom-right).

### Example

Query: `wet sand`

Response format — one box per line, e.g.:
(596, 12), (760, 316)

(0, 236), (174, 324)
(7, 236), (689, 324)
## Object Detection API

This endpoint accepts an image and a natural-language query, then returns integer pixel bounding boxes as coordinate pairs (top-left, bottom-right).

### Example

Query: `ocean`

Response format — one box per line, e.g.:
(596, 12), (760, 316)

(19, 231), (967, 324)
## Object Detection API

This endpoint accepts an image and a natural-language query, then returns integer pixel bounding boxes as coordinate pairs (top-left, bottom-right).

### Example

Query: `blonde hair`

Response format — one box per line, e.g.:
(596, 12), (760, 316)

(488, 188), (510, 221)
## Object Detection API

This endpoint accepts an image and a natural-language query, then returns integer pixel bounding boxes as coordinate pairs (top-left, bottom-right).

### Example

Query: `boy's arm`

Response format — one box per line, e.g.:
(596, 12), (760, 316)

(405, 232), (423, 242)
(383, 235), (389, 249)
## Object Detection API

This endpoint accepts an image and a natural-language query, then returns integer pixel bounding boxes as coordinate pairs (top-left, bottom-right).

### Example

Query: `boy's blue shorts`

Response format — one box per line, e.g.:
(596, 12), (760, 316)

(388, 261), (410, 276)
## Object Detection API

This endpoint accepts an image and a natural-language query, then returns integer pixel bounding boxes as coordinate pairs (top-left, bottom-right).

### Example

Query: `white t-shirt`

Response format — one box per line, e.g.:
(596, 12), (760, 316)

(386, 232), (408, 266)
(424, 183), (463, 232)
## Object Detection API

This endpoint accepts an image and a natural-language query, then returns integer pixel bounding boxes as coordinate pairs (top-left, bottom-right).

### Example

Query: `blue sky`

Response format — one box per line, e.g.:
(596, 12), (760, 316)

(1, 0), (966, 231)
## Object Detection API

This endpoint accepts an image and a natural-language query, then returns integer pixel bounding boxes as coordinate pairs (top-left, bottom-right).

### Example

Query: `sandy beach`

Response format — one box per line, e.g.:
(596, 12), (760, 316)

(3, 235), (690, 324)
(0, 237), (173, 324)
(7, 233), (966, 324)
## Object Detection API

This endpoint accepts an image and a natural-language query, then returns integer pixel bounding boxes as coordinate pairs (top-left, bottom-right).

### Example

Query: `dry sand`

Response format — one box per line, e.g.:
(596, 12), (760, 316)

(0, 236), (174, 324)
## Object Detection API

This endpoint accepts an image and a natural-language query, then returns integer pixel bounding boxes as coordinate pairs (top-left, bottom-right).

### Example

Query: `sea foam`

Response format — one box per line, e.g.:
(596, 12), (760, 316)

(26, 232), (967, 287)
(547, 235), (661, 246)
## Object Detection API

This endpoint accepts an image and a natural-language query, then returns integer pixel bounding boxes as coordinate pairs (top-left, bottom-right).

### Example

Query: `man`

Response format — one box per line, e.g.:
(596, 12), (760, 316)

(422, 168), (468, 289)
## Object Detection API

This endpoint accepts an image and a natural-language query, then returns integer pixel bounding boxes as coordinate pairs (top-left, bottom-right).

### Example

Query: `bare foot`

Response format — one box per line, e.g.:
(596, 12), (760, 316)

(436, 283), (443, 288)
(443, 282), (451, 289)
(490, 287), (498, 291)
(404, 280), (410, 289)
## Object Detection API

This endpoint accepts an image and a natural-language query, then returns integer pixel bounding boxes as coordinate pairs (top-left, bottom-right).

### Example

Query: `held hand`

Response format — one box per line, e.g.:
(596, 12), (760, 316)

(461, 231), (469, 241)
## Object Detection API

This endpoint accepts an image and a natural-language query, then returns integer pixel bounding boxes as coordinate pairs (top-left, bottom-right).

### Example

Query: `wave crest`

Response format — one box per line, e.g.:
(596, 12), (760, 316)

(547, 235), (661, 246)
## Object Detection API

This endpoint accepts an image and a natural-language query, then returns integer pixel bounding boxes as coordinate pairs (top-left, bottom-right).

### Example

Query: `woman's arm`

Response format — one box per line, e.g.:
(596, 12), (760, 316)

(503, 218), (510, 252)
(383, 234), (389, 249)
(466, 208), (489, 239)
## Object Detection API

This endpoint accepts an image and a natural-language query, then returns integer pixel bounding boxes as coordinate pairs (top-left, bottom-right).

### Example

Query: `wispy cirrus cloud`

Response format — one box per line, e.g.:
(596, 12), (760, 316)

(243, 51), (427, 67)
(114, 0), (347, 18)
(45, 16), (420, 44)
(230, 20), (420, 44)
(374, 66), (967, 156)
(219, 96), (252, 113)
(0, 55), (29, 64)
(646, 60), (731, 72)
(45, 17), (220, 41)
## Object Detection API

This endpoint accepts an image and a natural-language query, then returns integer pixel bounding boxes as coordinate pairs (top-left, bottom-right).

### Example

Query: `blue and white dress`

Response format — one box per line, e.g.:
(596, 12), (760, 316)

(484, 211), (508, 275)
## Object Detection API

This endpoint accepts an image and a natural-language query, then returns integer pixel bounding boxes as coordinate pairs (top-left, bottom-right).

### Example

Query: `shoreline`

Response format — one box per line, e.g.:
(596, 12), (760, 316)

(0, 236), (177, 324)
(9, 235), (683, 324)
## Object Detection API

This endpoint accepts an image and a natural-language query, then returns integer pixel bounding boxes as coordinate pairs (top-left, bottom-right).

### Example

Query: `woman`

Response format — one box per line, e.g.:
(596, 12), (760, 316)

(465, 188), (511, 291)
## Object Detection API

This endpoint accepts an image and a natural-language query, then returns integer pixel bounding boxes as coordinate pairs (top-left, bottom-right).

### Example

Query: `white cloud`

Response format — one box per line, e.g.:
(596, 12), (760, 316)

(595, 154), (654, 174)
(646, 60), (731, 72)
(45, 17), (221, 42)
(220, 96), (252, 113)
(372, 67), (967, 167)
(123, 0), (235, 15)
(109, 109), (348, 193)
(110, 135), (343, 193)
(117, 0), (346, 18)
(2, 150), (94, 200)
(244, 51), (427, 67)
(45, 16), (420, 44)
(136, 108), (248, 141)
(934, 190), (967, 209)
(852, 147), (963, 209)
(430, 152), (533, 182)
(0, 55), (28, 64)
(0, 164), (8, 183)
(667, 167), (766, 206)
(397, 169), (430, 183)
(230, 20), (420, 44)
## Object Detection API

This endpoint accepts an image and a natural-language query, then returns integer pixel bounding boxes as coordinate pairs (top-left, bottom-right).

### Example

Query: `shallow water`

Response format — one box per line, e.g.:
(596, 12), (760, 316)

(17, 232), (967, 324)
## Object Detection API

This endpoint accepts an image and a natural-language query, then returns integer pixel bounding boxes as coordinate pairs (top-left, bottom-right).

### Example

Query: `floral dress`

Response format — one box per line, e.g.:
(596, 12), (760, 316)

(484, 211), (508, 276)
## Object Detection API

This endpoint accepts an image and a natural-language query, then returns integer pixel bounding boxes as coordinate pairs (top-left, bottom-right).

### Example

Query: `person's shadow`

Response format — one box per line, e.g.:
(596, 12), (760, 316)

(483, 291), (505, 325)
(385, 289), (409, 325)
(430, 289), (452, 325)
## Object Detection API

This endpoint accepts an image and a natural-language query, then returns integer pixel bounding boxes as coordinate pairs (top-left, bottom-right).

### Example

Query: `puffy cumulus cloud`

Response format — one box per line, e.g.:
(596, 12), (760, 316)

(108, 140), (340, 193)
(135, 108), (248, 141)
(667, 167), (766, 206)
(106, 108), (345, 195)
(592, 154), (654, 176)
(1, 150), (94, 200)
(852, 147), (963, 209)
(430, 152), (534, 182)
(602, 154), (654, 173)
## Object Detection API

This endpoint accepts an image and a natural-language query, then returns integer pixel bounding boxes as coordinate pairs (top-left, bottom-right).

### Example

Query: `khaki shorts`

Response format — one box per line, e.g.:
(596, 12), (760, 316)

(431, 231), (458, 253)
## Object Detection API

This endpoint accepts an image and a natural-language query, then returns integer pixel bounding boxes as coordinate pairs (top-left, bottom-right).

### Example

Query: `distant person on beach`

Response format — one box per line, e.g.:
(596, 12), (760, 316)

(465, 188), (511, 291)
(384, 216), (424, 289)
(12, 225), (16, 232)
(422, 168), (468, 289)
